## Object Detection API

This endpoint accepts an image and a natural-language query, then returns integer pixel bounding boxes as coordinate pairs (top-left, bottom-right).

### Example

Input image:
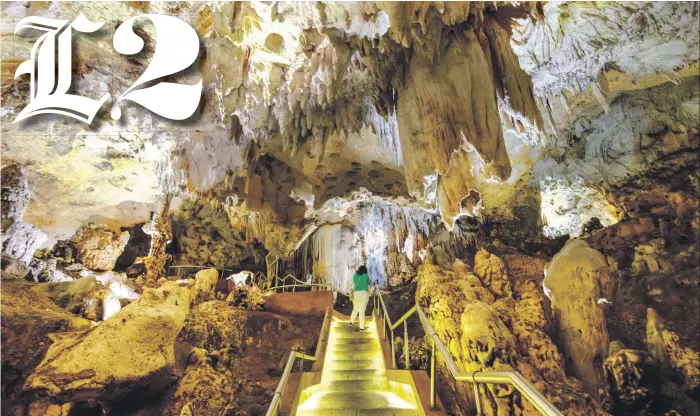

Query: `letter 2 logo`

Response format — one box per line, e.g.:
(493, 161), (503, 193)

(13, 13), (202, 124)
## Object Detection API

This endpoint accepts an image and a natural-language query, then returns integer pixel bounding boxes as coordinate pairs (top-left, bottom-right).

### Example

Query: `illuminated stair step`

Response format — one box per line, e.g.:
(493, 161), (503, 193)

(322, 379), (391, 392)
(296, 409), (418, 416)
(296, 391), (416, 413)
(330, 359), (381, 370)
(327, 350), (379, 360)
(325, 369), (385, 381)
(334, 337), (374, 345)
(332, 325), (377, 333)
(331, 331), (375, 339)
(332, 343), (378, 352)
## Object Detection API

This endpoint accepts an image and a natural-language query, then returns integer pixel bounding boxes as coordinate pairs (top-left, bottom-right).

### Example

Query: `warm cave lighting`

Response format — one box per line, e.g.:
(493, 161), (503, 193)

(1, 2), (697, 416)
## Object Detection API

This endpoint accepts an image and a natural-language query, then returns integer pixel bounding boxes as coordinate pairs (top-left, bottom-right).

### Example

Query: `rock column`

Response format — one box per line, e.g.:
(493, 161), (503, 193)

(544, 239), (613, 401)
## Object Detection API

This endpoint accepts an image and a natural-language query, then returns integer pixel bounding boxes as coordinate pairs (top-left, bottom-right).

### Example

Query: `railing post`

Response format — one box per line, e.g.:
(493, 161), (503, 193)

(473, 383), (482, 415)
(390, 329), (396, 369)
(384, 317), (387, 340)
(430, 337), (436, 409)
(403, 320), (409, 370)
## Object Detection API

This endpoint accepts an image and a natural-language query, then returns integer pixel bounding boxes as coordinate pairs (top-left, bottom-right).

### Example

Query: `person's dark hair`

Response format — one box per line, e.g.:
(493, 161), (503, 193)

(356, 265), (368, 275)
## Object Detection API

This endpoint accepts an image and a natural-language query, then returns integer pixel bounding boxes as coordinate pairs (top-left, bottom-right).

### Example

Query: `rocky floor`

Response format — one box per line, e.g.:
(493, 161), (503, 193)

(0, 276), (322, 416)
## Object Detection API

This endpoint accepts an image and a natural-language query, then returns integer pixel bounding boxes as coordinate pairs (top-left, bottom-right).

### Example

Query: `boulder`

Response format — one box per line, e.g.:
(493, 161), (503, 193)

(30, 277), (101, 316)
(1, 220), (47, 265)
(38, 259), (74, 283)
(23, 282), (191, 407)
(226, 284), (266, 311)
(190, 268), (218, 305)
(1, 255), (28, 279)
(544, 239), (612, 401)
(70, 224), (129, 271)
(26, 258), (47, 282)
(1, 281), (91, 415)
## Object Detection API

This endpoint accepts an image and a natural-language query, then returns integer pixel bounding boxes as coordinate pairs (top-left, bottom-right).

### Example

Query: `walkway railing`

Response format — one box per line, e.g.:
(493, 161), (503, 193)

(373, 291), (563, 416)
(266, 307), (332, 416)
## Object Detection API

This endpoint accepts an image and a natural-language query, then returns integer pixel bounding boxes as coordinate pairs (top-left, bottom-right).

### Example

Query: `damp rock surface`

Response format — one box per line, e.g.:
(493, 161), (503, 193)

(23, 282), (191, 405)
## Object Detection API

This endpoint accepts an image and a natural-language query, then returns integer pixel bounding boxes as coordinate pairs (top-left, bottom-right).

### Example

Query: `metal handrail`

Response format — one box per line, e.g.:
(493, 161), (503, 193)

(266, 307), (332, 416)
(260, 272), (352, 297)
(373, 291), (563, 416)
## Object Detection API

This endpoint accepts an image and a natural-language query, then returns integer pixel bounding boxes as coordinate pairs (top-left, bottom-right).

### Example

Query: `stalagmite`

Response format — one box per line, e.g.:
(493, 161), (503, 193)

(544, 239), (613, 401)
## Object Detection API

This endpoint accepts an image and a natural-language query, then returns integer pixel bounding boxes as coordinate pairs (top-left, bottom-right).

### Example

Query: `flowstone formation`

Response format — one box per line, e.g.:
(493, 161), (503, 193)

(416, 248), (606, 416)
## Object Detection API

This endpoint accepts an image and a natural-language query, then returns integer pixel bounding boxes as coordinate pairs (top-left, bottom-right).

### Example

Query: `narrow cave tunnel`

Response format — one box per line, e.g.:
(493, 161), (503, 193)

(1, 2), (699, 416)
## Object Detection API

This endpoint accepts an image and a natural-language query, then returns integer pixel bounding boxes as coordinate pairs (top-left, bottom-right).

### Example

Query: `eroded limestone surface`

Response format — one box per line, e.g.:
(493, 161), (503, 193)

(417, 248), (606, 415)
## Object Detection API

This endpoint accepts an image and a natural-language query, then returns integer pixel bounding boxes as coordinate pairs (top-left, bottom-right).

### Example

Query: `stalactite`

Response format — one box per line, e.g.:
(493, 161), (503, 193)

(311, 224), (360, 293)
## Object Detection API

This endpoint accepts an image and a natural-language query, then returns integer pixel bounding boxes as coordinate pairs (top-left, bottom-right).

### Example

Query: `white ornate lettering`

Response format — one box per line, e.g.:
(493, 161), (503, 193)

(13, 14), (110, 124)
(111, 14), (202, 121)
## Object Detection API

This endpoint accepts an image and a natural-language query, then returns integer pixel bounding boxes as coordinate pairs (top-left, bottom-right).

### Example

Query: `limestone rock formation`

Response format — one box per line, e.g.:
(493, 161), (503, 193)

(70, 224), (130, 271)
(36, 259), (74, 283)
(0, 2), (697, 414)
(162, 348), (235, 416)
(603, 342), (661, 414)
(23, 282), (190, 408)
(387, 251), (416, 287)
(30, 277), (101, 316)
(474, 248), (513, 298)
(1, 165), (30, 226)
(544, 239), (613, 401)
(1, 255), (28, 280)
(417, 252), (606, 415)
(646, 308), (700, 396)
(226, 284), (266, 311)
(1, 165), (47, 265)
(190, 268), (219, 306)
(1, 281), (91, 415)
(172, 199), (253, 267)
(139, 199), (173, 285)
(631, 239), (673, 274)
(178, 300), (293, 354)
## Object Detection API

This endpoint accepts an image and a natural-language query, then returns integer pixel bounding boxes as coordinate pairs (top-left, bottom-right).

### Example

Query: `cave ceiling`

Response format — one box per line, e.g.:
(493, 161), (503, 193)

(1, 1), (698, 256)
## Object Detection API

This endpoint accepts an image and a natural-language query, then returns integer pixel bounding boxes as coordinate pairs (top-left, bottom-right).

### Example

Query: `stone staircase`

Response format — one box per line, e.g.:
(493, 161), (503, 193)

(293, 314), (422, 416)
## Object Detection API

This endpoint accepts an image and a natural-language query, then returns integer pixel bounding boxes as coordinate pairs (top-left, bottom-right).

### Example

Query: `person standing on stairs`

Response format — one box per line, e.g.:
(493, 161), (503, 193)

(350, 265), (371, 331)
